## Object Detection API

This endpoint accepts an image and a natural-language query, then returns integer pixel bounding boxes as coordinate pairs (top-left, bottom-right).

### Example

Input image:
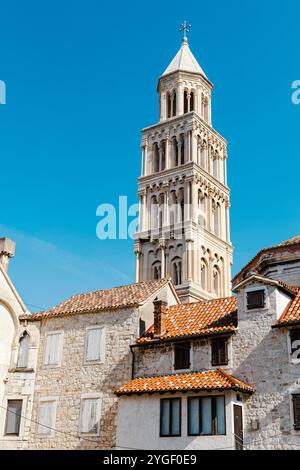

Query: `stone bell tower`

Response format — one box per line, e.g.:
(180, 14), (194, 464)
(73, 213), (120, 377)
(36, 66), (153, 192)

(134, 27), (233, 303)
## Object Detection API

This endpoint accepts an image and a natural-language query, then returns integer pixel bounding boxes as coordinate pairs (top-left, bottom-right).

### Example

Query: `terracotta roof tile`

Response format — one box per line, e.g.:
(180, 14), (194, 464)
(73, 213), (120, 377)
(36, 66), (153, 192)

(138, 296), (237, 343)
(115, 369), (255, 396)
(23, 279), (170, 321)
(277, 288), (300, 326)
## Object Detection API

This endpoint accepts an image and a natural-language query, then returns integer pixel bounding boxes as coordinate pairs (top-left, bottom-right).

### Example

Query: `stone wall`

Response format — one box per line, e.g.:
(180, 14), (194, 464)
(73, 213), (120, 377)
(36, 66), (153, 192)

(231, 281), (300, 449)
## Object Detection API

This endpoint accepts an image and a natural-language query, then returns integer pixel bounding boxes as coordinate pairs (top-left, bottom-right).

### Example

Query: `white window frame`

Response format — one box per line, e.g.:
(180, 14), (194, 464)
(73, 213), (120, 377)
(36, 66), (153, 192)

(1, 395), (28, 440)
(37, 397), (58, 437)
(84, 326), (106, 364)
(244, 286), (269, 312)
(43, 331), (64, 368)
(79, 393), (102, 436)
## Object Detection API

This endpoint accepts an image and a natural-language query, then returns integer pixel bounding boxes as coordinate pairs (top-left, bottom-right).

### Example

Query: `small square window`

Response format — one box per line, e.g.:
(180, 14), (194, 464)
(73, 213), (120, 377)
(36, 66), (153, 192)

(211, 338), (228, 366)
(160, 398), (181, 437)
(247, 290), (265, 310)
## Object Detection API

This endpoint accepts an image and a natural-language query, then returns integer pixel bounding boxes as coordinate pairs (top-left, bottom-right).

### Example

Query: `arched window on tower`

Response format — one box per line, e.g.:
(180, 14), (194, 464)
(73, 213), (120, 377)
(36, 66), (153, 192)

(190, 91), (195, 111)
(152, 261), (161, 280)
(153, 143), (159, 173)
(17, 331), (30, 369)
(150, 195), (158, 231)
(200, 141), (207, 170)
(198, 192), (206, 228)
(167, 92), (172, 118)
(200, 258), (208, 290)
(213, 266), (221, 296)
(172, 257), (182, 286)
(161, 141), (166, 171)
(184, 90), (188, 114)
(212, 152), (218, 179)
(173, 91), (177, 117)
(180, 135), (185, 165)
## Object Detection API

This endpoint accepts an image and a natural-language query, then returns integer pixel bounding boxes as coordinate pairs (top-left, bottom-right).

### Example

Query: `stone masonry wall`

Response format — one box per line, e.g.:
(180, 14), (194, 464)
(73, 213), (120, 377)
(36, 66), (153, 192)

(25, 307), (139, 450)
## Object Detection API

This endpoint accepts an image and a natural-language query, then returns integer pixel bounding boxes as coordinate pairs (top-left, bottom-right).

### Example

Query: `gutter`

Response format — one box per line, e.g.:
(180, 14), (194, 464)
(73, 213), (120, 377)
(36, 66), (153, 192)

(129, 329), (236, 349)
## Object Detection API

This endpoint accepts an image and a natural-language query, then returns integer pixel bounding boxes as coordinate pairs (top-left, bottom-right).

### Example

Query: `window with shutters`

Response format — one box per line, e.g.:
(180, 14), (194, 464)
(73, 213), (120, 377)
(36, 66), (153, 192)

(160, 398), (181, 437)
(37, 399), (58, 435)
(17, 331), (30, 369)
(5, 400), (22, 436)
(290, 329), (300, 362)
(80, 397), (101, 435)
(174, 342), (190, 370)
(44, 332), (63, 367)
(188, 396), (226, 436)
(292, 394), (300, 430)
(211, 338), (228, 366)
(247, 290), (265, 310)
(85, 326), (106, 363)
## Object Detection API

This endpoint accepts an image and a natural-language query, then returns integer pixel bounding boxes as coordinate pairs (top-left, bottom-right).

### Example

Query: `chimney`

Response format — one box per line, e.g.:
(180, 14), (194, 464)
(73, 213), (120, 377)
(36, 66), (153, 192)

(153, 298), (168, 337)
(0, 238), (15, 272)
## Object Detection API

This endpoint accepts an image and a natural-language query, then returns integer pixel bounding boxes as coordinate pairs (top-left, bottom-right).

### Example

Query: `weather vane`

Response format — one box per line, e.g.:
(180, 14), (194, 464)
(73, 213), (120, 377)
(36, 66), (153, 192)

(179, 20), (191, 40)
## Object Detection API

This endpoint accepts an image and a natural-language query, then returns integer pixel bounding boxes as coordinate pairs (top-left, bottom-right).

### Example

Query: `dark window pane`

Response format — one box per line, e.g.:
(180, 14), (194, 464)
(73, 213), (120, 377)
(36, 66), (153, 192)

(171, 399), (181, 436)
(293, 395), (300, 430)
(5, 400), (22, 435)
(188, 398), (200, 435)
(291, 329), (300, 355)
(247, 290), (265, 309)
(174, 342), (190, 370)
(201, 397), (212, 434)
(160, 398), (181, 437)
(216, 396), (226, 434)
(160, 399), (170, 436)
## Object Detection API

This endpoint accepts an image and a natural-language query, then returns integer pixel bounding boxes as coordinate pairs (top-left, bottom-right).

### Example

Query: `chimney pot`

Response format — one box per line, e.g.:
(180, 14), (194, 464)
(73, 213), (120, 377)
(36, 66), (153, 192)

(0, 238), (15, 272)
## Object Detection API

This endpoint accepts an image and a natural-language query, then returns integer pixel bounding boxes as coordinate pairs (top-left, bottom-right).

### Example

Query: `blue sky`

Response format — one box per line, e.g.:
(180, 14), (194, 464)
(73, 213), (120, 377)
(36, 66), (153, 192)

(0, 0), (299, 311)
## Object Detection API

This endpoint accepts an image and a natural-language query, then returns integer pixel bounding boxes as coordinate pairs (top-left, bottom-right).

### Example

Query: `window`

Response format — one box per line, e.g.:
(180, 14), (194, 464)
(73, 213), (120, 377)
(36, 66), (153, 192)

(293, 395), (300, 430)
(172, 257), (182, 286)
(247, 290), (265, 310)
(5, 400), (22, 436)
(44, 332), (63, 366)
(188, 396), (225, 436)
(17, 331), (30, 368)
(38, 400), (57, 435)
(211, 338), (228, 366)
(139, 318), (146, 337)
(85, 327), (105, 362)
(290, 329), (300, 360)
(153, 262), (161, 280)
(160, 398), (181, 437)
(174, 342), (190, 370)
(80, 398), (101, 434)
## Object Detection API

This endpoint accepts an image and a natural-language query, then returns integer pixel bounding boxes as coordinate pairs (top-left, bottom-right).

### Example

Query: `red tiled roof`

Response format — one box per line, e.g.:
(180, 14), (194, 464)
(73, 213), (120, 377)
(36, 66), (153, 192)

(115, 369), (255, 396)
(276, 288), (300, 326)
(138, 296), (237, 343)
(22, 279), (171, 321)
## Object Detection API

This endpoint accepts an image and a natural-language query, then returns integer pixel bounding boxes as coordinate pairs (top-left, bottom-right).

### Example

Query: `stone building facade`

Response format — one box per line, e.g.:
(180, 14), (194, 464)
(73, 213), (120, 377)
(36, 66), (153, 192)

(0, 279), (178, 449)
(135, 35), (233, 303)
(116, 237), (300, 450)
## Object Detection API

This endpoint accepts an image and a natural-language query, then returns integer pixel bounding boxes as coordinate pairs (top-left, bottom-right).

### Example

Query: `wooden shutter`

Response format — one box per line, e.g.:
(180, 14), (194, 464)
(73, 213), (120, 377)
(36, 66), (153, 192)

(81, 398), (99, 434)
(247, 290), (265, 309)
(211, 339), (228, 366)
(38, 401), (55, 434)
(45, 333), (62, 365)
(5, 400), (22, 435)
(86, 328), (103, 362)
(293, 395), (300, 430)
(174, 342), (190, 370)
(17, 332), (29, 368)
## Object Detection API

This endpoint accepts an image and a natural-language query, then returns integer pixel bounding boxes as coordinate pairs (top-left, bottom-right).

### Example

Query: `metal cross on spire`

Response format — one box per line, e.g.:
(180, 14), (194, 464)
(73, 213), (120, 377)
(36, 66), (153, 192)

(179, 20), (191, 40)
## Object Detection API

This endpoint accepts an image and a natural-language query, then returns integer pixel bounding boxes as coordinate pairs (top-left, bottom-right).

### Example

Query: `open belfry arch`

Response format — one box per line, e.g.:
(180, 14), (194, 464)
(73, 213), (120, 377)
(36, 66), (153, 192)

(134, 27), (233, 302)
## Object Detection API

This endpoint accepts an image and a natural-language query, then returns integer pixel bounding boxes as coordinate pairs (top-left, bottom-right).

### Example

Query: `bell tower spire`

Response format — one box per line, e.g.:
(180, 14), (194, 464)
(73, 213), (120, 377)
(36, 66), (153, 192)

(134, 29), (233, 303)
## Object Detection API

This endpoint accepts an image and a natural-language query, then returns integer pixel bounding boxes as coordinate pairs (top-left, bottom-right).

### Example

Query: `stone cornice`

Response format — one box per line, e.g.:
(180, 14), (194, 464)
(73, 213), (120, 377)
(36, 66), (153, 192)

(141, 111), (227, 146)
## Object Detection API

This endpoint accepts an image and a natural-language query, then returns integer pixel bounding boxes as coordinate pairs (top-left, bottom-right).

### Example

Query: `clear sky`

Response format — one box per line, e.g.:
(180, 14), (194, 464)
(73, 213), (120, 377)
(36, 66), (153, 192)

(0, 0), (299, 312)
